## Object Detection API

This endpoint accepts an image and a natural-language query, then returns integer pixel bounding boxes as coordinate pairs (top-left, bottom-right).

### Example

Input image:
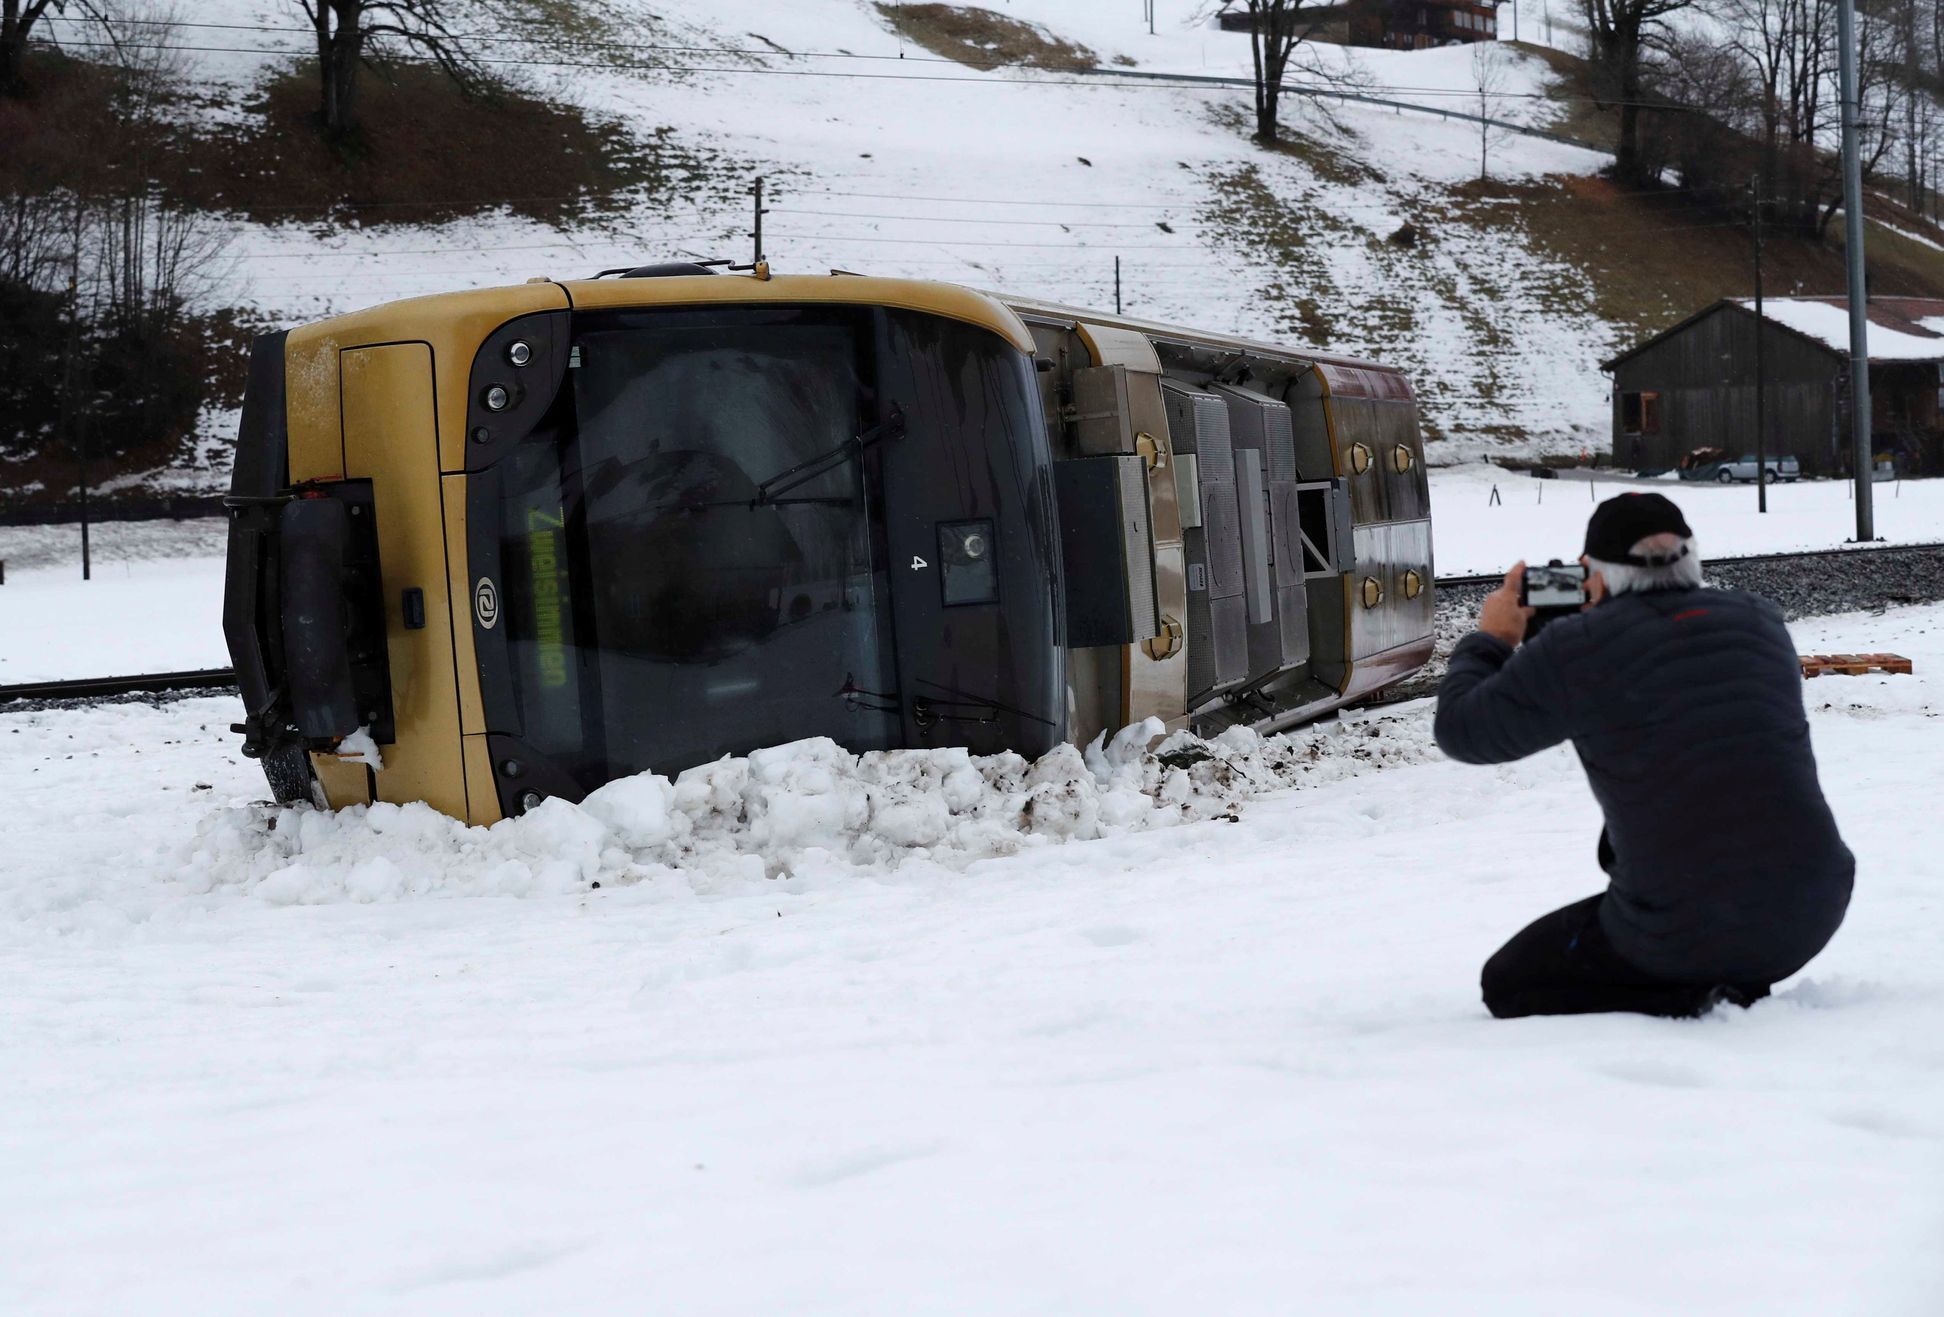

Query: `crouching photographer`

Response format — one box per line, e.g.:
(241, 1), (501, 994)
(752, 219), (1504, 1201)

(1435, 493), (1854, 1019)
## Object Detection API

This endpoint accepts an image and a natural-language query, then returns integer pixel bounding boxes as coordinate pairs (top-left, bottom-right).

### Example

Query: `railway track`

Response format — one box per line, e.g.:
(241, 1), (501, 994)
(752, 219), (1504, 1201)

(1431, 539), (1944, 590)
(0, 668), (240, 705)
(7, 541), (1944, 708)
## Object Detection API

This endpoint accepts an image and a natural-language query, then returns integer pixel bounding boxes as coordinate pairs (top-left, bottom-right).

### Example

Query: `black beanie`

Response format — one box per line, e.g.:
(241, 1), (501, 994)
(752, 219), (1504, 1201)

(1584, 492), (1693, 565)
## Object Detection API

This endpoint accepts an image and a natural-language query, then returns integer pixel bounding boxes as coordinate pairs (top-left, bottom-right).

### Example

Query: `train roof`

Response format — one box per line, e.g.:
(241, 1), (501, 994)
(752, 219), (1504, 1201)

(555, 272), (1037, 352)
(295, 271), (1410, 400)
(992, 291), (1403, 380)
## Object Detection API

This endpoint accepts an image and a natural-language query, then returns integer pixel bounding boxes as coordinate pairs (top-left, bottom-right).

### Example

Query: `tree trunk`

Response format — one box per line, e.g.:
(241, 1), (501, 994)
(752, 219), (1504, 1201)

(1248, 4), (1276, 144)
(328, 41), (360, 133)
(1905, 0), (1920, 211)
(1, 2), (41, 100)
(1613, 30), (1645, 180)
(313, 1), (366, 136)
(0, 32), (23, 99)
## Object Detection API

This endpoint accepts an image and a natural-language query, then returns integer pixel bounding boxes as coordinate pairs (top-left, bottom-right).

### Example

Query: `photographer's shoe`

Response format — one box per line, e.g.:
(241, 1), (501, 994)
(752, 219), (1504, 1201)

(1692, 983), (1772, 1015)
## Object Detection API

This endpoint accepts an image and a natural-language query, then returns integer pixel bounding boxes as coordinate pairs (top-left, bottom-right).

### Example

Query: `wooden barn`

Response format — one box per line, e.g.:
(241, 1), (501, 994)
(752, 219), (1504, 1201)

(1603, 296), (1944, 477)
(1348, 0), (1501, 49)
(1217, 0), (1499, 50)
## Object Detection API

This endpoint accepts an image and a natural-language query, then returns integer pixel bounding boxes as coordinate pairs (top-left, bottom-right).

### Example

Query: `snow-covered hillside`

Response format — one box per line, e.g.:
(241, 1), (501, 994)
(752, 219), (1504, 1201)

(42, 0), (1638, 483)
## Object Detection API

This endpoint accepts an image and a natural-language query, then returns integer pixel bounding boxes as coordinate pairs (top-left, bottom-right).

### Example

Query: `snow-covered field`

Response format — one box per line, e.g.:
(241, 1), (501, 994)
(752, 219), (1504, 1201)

(4, 470), (1938, 682)
(1429, 466), (1944, 574)
(0, 519), (229, 684)
(3, 602), (1941, 1314)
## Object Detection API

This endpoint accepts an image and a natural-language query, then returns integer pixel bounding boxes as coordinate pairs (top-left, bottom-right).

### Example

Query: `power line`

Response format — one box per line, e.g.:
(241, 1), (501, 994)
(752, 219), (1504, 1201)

(200, 209), (1772, 267)
(29, 33), (1702, 110)
(791, 188), (1191, 210)
(779, 207), (1177, 229)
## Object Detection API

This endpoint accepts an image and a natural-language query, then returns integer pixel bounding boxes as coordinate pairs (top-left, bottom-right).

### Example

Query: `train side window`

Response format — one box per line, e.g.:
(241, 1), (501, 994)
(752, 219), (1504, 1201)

(1621, 391), (1660, 434)
(1294, 484), (1335, 575)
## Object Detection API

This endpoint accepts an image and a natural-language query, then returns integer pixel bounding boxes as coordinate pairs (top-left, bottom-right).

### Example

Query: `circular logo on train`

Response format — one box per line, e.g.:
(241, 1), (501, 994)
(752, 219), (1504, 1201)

(474, 576), (500, 630)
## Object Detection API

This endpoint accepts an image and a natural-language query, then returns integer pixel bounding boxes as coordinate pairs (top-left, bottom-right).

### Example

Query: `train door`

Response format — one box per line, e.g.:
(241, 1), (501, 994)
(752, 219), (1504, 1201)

(871, 310), (1066, 758)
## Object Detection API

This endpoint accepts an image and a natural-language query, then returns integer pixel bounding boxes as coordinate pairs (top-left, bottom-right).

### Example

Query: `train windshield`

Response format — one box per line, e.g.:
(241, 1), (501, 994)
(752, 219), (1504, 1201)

(497, 306), (901, 784)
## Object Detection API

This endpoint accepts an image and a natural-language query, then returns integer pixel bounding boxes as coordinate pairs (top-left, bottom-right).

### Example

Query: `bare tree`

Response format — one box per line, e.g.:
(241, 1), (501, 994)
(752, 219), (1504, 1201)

(290, 0), (482, 137)
(2, 3), (229, 465)
(1, 0), (107, 97)
(1646, 32), (1761, 203)
(1210, 0), (1325, 144)
(1816, 4), (1907, 233)
(1582, 0), (1702, 180)
(1471, 44), (1513, 181)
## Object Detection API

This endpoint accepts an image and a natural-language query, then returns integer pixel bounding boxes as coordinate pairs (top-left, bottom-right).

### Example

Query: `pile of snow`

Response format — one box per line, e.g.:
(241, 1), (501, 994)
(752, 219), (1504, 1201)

(177, 711), (1437, 905)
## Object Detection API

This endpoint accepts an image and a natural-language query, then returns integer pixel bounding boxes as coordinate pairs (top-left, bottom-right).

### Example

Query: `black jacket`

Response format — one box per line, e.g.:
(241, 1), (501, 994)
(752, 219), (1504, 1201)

(1435, 586), (1853, 983)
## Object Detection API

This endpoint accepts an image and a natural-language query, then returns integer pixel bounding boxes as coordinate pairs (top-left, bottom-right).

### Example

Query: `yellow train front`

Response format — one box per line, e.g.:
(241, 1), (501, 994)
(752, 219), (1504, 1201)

(224, 265), (1433, 824)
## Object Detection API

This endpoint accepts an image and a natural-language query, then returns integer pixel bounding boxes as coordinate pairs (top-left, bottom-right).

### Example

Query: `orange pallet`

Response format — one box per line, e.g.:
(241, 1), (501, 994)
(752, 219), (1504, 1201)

(1799, 653), (1914, 678)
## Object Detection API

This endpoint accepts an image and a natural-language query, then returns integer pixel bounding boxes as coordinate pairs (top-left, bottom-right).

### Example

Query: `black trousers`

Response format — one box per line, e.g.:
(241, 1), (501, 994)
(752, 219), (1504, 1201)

(1480, 894), (1772, 1020)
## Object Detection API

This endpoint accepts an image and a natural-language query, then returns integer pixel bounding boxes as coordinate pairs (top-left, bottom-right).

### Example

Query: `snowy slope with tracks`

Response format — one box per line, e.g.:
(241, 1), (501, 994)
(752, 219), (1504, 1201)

(50, 0), (1625, 488)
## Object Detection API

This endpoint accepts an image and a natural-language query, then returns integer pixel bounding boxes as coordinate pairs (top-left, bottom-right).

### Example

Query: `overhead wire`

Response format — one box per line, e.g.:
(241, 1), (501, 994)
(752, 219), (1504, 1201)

(31, 29), (1698, 111)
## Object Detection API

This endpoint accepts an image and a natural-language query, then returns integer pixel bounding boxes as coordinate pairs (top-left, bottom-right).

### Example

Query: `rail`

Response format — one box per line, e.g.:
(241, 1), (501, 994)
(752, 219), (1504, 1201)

(1432, 539), (1944, 590)
(0, 668), (240, 704)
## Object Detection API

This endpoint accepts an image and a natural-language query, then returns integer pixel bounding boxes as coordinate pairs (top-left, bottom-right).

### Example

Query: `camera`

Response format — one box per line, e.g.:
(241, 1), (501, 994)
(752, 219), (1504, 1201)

(1520, 559), (1588, 638)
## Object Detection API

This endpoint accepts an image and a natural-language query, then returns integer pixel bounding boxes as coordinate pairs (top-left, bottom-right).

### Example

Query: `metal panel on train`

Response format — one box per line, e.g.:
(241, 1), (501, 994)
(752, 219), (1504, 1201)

(1160, 380), (1247, 705)
(1210, 383), (1309, 685)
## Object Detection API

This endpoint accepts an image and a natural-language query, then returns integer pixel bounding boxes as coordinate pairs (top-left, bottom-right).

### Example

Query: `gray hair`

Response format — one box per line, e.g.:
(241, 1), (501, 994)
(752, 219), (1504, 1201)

(1589, 533), (1703, 596)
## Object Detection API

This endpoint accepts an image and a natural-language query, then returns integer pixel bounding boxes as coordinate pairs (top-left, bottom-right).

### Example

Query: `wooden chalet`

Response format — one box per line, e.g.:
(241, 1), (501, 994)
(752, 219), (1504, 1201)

(1603, 296), (1944, 477)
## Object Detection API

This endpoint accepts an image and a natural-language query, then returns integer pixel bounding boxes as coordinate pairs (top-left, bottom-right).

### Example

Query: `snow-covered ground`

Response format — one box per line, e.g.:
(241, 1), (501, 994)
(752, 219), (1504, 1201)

(4, 470), (1938, 682)
(0, 519), (228, 684)
(3, 602), (1941, 1314)
(1428, 466), (1944, 574)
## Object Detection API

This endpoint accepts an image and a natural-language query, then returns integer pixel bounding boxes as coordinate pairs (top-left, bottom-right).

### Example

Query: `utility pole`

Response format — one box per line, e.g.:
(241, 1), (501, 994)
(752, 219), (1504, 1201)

(1836, 0), (1876, 539)
(78, 388), (91, 582)
(1751, 176), (1767, 514)
(751, 176), (767, 267)
(1512, 0), (1519, 42)
(1115, 255), (1123, 315)
(58, 242), (91, 581)
(1144, 0), (1155, 36)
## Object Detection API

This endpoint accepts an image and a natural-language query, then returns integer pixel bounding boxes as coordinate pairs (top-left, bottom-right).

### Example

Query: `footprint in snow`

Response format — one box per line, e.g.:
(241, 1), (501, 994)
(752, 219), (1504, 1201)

(1592, 1058), (1710, 1089)
(788, 1139), (943, 1189)
(1827, 1107), (1936, 1140)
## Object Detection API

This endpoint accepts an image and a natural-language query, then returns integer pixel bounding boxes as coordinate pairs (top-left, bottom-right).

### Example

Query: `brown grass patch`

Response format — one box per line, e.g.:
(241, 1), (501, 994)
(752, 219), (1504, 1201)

(1, 48), (723, 229)
(0, 49), (155, 200)
(1504, 41), (1618, 152)
(162, 62), (718, 227)
(1473, 174), (1944, 343)
(1259, 128), (1387, 187)
(875, 4), (1097, 71)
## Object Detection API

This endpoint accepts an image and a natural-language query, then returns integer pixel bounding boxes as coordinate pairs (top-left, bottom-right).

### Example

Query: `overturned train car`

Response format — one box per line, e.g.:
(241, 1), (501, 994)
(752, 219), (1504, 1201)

(225, 269), (1433, 824)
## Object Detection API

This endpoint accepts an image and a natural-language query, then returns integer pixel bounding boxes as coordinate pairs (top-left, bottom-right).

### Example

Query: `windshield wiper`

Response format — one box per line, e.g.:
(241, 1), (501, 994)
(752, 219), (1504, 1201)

(911, 678), (1057, 730)
(751, 403), (905, 507)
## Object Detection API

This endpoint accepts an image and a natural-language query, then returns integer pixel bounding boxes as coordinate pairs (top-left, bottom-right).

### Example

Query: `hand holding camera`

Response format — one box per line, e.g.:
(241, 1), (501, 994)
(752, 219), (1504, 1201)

(1480, 559), (1604, 648)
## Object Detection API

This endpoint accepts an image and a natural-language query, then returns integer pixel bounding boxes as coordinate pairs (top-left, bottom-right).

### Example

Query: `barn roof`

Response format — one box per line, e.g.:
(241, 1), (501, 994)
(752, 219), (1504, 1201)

(1602, 296), (1944, 371)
